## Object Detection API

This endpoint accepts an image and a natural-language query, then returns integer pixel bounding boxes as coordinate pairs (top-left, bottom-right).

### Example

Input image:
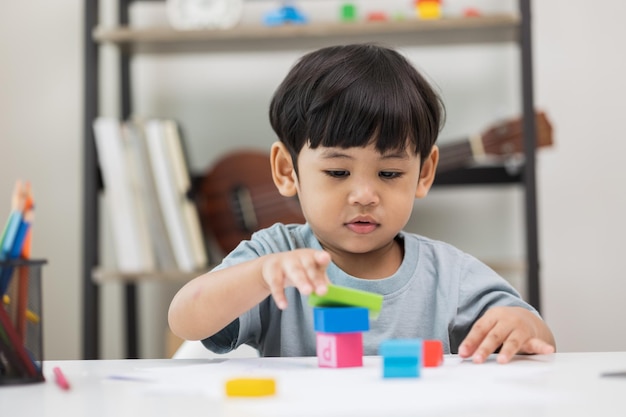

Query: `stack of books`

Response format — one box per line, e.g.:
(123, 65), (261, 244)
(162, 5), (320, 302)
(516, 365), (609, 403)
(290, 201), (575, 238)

(93, 117), (208, 276)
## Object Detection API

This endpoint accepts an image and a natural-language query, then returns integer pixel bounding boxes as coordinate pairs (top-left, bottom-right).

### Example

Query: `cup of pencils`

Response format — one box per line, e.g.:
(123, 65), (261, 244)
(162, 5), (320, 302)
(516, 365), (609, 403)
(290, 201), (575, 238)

(0, 180), (46, 385)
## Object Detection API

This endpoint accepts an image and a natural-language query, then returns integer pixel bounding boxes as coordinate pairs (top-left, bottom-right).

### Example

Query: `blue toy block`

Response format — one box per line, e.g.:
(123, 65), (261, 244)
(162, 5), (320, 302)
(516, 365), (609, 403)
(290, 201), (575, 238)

(379, 338), (422, 358)
(313, 307), (369, 333)
(380, 339), (422, 378)
(383, 357), (420, 378)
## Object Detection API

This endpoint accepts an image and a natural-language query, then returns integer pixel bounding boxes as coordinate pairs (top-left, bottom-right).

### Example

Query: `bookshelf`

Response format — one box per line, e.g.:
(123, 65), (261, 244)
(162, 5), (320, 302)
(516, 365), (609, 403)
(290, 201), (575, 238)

(83, 0), (541, 359)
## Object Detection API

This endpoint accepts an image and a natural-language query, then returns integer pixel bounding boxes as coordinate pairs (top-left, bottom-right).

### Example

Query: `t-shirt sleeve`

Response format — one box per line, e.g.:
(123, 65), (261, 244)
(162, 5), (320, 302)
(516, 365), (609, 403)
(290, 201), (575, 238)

(200, 230), (280, 354)
(202, 318), (240, 353)
(449, 254), (539, 353)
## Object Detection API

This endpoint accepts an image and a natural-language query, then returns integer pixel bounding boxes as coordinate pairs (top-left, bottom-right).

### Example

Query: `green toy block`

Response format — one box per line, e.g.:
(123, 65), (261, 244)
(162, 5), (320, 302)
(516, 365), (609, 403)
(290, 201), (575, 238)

(308, 284), (383, 318)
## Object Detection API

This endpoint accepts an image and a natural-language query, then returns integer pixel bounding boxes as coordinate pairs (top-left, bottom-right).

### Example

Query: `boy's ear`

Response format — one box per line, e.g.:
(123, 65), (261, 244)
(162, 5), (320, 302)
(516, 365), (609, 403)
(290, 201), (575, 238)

(270, 141), (298, 197)
(415, 145), (439, 199)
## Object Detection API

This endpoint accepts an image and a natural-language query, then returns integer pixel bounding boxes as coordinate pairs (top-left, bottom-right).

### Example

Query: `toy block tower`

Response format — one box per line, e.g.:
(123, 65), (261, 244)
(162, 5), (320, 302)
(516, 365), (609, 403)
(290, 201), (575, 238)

(314, 306), (369, 367)
(309, 284), (383, 368)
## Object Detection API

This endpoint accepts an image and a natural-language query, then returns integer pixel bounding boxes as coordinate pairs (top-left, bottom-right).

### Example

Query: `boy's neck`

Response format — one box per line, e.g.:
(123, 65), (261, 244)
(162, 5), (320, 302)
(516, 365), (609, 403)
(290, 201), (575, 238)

(328, 235), (404, 280)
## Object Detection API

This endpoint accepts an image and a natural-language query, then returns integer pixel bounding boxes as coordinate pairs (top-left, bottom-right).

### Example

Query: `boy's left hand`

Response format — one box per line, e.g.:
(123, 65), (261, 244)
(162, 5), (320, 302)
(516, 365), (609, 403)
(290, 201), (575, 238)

(458, 306), (556, 364)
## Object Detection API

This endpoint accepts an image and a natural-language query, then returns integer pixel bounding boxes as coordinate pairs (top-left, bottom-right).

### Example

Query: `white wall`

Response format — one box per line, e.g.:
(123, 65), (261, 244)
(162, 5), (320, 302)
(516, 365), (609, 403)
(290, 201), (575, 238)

(0, 1), (82, 359)
(0, 0), (624, 360)
(534, 1), (626, 351)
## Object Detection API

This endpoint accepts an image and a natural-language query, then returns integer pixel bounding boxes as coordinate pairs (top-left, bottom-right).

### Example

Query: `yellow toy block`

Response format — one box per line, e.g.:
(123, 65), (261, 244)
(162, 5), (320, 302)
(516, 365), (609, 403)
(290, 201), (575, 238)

(225, 377), (276, 397)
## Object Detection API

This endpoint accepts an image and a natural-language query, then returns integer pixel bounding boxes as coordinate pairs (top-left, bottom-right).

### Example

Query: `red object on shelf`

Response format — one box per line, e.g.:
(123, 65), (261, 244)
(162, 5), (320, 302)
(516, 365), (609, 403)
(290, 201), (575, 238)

(366, 11), (388, 22)
(463, 7), (482, 17)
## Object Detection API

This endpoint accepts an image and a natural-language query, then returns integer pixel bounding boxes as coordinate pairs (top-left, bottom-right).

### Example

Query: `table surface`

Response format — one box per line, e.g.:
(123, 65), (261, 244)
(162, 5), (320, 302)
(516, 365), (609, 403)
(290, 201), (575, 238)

(1, 352), (625, 417)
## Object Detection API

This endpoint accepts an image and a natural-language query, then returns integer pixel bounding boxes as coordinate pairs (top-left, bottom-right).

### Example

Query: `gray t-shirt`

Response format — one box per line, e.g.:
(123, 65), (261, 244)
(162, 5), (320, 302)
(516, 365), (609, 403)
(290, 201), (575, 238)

(203, 223), (537, 356)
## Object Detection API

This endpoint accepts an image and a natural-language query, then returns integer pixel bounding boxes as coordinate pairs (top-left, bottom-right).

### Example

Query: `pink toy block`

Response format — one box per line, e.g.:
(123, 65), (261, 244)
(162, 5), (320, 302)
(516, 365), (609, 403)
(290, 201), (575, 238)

(316, 332), (363, 368)
(423, 339), (443, 367)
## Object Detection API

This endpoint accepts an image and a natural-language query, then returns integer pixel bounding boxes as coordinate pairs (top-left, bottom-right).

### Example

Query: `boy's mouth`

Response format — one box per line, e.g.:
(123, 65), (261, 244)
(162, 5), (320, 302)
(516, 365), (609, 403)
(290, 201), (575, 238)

(345, 218), (379, 234)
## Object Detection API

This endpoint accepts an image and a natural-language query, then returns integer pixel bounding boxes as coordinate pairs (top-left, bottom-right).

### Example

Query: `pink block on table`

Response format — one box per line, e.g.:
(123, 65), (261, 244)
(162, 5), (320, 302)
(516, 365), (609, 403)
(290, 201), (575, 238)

(316, 332), (363, 368)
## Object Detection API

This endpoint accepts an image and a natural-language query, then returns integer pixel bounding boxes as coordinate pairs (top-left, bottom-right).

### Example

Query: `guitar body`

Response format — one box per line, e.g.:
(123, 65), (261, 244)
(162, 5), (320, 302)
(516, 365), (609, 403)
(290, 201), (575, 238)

(195, 150), (305, 253)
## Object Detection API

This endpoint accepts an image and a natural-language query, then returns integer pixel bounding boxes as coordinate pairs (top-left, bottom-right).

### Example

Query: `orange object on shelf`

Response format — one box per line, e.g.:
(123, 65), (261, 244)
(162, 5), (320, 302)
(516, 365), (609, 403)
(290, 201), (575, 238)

(415, 0), (442, 20)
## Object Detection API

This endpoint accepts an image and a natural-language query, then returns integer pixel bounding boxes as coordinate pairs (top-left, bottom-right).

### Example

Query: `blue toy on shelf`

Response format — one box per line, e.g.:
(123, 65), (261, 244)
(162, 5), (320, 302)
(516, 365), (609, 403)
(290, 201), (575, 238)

(263, 3), (308, 26)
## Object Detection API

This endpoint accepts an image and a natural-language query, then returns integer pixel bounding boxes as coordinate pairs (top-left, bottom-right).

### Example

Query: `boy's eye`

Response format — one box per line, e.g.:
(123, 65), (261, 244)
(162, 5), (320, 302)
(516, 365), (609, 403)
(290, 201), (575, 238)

(325, 170), (349, 178)
(379, 171), (402, 179)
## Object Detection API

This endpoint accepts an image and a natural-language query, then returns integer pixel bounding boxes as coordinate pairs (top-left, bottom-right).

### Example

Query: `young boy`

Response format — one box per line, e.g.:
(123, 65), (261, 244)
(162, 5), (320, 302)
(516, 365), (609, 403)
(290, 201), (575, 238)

(169, 43), (555, 364)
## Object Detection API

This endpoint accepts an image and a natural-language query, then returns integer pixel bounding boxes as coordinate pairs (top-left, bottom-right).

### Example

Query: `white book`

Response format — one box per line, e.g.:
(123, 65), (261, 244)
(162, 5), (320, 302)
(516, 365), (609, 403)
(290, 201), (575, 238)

(144, 119), (197, 272)
(123, 119), (178, 271)
(162, 120), (208, 270)
(93, 117), (155, 273)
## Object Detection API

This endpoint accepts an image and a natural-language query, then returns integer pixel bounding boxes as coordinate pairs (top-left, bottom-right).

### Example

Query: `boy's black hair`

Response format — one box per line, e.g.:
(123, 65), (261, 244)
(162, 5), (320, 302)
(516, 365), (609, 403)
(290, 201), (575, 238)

(269, 43), (444, 170)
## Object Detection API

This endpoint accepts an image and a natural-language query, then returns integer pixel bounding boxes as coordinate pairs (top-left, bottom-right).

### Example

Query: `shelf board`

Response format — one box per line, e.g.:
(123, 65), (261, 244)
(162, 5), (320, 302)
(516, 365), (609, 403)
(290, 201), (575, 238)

(93, 15), (520, 53)
(433, 164), (524, 187)
(92, 268), (212, 284)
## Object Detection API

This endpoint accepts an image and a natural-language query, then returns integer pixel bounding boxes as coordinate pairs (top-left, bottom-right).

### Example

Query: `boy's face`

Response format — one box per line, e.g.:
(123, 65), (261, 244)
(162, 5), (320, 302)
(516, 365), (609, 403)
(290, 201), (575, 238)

(284, 142), (437, 257)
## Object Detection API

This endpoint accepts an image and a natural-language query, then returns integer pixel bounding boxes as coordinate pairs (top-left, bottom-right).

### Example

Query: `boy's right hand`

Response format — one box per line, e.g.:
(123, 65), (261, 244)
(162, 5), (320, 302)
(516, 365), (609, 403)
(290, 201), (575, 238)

(261, 249), (331, 310)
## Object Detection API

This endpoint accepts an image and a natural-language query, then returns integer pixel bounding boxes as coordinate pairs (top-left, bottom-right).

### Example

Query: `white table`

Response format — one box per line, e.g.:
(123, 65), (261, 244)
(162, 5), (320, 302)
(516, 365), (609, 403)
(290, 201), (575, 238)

(1, 352), (625, 417)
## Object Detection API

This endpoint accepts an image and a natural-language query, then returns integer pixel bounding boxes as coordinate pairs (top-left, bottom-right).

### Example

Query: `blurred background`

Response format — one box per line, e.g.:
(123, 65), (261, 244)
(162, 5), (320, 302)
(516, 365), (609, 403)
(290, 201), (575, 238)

(1, 0), (625, 360)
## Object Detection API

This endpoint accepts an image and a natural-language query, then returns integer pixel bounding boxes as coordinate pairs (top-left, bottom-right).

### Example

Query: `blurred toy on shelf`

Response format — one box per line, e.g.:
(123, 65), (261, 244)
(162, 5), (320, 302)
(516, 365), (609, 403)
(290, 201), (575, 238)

(263, 1), (308, 26)
(415, 0), (442, 20)
(166, 0), (243, 30)
(463, 7), (481, 17)
(366, 11), (388, 22)
(340, 3), (357, 22)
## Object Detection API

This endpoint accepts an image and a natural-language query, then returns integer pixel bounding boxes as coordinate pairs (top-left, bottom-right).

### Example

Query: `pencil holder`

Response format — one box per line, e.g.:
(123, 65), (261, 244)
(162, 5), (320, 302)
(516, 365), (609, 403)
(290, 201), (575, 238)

(0, 259), (46, 385)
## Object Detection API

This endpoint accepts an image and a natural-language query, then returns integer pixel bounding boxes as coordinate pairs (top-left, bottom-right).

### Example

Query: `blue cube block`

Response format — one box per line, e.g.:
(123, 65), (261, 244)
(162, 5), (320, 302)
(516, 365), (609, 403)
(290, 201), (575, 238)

(379, 338), (422, 358)
(313, 307), (370, 333)
(383, 358), (420, 378)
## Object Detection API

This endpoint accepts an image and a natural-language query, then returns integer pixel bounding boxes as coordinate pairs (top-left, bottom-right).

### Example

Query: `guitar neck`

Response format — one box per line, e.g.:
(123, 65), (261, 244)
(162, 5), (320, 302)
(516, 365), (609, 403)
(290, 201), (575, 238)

(436, 137), (476, 173)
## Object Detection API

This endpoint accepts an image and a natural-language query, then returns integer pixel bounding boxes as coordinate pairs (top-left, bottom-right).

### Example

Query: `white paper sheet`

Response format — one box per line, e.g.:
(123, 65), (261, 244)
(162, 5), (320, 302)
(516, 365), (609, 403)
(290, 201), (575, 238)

(107, 355), (567, 416)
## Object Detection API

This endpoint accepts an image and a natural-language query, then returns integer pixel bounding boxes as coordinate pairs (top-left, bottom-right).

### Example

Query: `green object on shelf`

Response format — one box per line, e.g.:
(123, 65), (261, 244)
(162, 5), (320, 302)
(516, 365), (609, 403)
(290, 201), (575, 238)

(340, 3), (357, 22)
(308, 284), (383, 317)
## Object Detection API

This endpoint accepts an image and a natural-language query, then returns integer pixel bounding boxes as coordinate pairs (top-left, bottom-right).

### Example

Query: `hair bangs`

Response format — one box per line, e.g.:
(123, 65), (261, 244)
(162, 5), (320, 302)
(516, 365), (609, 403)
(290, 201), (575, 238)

(305, 60), (434, 157)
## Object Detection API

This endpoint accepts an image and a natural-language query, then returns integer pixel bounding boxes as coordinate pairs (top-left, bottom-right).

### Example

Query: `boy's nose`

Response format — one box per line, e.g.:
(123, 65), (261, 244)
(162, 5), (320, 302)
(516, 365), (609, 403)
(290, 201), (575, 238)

(348, 182), (380, 206)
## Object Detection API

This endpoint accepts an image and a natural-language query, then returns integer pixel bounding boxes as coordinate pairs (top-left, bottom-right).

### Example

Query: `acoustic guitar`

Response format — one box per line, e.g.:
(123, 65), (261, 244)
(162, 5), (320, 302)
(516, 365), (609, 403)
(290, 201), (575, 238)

(438, 111), (553, 172)
(194, 112), (553, 253)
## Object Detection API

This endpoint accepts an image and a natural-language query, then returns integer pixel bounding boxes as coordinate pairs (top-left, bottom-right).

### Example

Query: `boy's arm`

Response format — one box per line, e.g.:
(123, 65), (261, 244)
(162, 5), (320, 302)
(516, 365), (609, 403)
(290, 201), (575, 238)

(458, 306), (556, 364)
(168, 256), (270, 341)
(168, 249), (330, 341)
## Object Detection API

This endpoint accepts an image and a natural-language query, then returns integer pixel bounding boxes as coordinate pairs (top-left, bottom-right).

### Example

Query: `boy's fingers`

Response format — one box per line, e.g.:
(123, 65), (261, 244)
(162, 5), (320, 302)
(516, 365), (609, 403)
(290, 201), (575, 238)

(522, 337), (556, 355)
(267, 276), (288, 310)
(300, 256), (322, 290)
(458, 313), (497, 358)
(472, 323), (512, 363)
(263, 258), (289, 309)
(498, 336), (555, 363)
(264, 250), (332, 310)
(314, 250), (331, 265)
(283, 259), (313, 295)
(496, 329), (525, 364)
(305, 251), (330, 295)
